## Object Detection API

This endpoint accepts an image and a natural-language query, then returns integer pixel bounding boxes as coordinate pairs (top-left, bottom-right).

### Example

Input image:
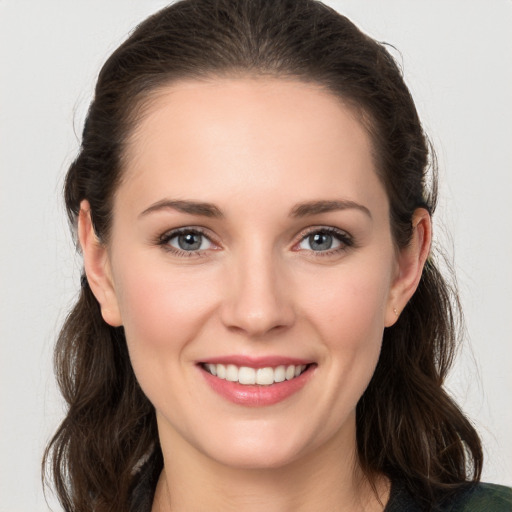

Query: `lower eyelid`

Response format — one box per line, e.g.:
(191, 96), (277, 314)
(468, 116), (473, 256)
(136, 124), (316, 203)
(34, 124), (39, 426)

(171, 233), (212, 251)
(158, 228), (216, 250)
(156, 227), (353, 256)
(296, 228), (353, 248)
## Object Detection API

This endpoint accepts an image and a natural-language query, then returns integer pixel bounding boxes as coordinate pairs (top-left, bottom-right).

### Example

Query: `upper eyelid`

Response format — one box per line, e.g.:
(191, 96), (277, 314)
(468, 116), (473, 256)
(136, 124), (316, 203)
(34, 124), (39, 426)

(296, 225), (352, 240)
(160, 226), (214, 240)
(157, 227), (219, 257)
(156, 225), (352, 249)
(293, 226), (354, 250)
(157, 226), (220, 250)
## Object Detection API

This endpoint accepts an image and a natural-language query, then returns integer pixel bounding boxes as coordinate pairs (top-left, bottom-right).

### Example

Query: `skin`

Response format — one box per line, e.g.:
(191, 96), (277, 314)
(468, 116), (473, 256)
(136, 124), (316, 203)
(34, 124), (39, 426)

(79, 78), (431, 511)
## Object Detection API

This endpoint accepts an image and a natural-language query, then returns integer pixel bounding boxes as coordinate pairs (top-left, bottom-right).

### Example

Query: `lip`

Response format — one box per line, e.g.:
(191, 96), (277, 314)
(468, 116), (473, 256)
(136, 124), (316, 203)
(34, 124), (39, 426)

(198, 357), (316, 407)
(199, 355), (313, 368)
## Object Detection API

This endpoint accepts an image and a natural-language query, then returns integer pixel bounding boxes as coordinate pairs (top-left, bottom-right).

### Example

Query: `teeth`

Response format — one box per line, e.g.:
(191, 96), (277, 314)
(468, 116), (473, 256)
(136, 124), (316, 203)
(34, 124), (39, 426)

(239, 366), (256, 384)
(274, 365), (286, 383)
(255, 367), (273, 385)
(285, 365), (295, 380)
(216, 364), (226, 379)
(204, 363), (307, 385)
(226, 364), (238, 382)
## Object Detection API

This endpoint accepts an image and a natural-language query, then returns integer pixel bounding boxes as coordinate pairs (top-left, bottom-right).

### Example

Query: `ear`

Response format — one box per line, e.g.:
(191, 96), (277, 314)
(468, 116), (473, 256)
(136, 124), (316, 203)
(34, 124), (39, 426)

(385, 208), (432, 327)
(78, 200), (123, 327)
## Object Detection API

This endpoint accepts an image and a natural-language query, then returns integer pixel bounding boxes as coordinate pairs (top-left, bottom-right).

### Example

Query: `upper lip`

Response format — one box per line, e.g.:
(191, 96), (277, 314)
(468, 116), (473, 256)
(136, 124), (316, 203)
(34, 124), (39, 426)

(198, 355), (314, 368)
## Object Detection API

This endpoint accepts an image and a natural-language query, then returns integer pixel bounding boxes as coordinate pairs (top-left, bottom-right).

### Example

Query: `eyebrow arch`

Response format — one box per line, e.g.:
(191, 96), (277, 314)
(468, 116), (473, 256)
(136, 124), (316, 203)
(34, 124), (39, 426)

(139, 199), (224, 218)
(290, 200), (372, 219)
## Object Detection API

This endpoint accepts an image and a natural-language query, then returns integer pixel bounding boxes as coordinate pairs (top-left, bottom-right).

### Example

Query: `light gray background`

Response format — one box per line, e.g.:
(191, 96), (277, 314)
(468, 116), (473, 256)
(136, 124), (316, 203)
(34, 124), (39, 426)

(1, 1), (511, 510)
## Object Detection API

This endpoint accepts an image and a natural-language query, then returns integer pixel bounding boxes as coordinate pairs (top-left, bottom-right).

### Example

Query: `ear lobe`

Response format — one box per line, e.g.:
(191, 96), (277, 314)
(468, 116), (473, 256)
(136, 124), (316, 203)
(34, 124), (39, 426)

(78, 200), (123, 327)
(385, 208), (432, 327)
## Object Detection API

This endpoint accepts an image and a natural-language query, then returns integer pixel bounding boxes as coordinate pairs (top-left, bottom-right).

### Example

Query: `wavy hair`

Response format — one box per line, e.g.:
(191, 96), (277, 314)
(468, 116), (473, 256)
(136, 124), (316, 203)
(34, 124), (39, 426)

(43, 1), (482, 511)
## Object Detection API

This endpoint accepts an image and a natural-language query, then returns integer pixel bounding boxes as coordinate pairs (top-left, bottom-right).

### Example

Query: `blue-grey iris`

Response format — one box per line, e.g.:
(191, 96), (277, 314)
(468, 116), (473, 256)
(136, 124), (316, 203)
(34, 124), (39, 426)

(178, 232), (203, 250)
(309, 232), (333, 251)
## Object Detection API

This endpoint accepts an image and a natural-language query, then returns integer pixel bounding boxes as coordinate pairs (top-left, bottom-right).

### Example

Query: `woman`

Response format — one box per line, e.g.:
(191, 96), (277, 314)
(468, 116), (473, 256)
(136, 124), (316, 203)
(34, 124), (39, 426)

(43, 1), (512, 511)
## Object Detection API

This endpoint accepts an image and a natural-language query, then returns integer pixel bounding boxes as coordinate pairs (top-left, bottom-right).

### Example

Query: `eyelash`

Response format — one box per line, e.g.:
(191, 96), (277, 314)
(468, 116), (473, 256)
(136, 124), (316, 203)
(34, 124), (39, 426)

(157, 227), (216, 258)
(294, 226), (354, 257)
(156, 226), (354, 257)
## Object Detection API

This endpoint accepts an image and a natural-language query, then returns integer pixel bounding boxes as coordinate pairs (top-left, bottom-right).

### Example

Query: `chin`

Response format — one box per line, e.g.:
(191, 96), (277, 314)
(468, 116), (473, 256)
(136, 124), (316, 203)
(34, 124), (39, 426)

(207, 443), (305, 471)
(194, 421), (325, 471)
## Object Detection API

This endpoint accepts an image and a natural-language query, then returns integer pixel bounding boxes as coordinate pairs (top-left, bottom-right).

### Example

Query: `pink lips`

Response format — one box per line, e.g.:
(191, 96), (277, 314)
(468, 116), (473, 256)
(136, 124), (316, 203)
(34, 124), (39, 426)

(198, 355), (315, 407)
(201, 355), (312, 368)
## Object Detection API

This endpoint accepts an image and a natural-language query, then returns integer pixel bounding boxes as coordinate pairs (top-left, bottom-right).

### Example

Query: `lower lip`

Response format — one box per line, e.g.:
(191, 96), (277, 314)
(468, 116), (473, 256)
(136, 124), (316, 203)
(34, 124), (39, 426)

(199, 365), (315, 407)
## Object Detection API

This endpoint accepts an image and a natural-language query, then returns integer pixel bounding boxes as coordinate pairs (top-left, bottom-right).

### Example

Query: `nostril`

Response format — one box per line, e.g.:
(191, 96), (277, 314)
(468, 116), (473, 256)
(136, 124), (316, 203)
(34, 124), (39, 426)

(219, 262), (296, 336)
(224, 320), (291, 339)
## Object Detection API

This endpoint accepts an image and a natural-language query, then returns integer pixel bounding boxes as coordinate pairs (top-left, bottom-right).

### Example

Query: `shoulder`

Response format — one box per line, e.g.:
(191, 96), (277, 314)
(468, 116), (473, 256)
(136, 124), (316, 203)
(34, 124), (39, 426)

(385, 480), (512, 512)
(446, 483), (512, 512)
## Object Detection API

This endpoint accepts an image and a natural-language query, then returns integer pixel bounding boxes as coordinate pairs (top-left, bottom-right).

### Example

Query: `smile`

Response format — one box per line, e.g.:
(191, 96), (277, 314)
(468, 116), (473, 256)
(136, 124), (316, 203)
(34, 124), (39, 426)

(202, 363), (309, 386)
(199, 359), (316, 407)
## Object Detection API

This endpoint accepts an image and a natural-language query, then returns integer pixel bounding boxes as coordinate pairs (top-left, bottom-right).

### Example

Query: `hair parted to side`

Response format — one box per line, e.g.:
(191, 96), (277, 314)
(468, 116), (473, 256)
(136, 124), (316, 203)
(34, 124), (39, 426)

(44, 1), (482, 511)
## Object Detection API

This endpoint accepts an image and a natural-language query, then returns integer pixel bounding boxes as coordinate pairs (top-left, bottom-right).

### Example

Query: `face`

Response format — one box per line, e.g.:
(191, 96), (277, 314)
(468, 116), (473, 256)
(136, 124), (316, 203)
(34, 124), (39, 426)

(84, 78), (413, 470)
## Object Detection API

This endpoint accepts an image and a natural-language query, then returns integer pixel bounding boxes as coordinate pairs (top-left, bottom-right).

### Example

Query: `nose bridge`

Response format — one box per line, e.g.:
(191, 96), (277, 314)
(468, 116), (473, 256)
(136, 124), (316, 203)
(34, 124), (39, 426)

(221, 237), (294, 337)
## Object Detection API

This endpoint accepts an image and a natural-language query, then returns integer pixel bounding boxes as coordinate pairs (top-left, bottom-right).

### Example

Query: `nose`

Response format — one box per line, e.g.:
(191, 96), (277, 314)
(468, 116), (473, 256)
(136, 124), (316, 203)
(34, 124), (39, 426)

(219, 248), (295, 338)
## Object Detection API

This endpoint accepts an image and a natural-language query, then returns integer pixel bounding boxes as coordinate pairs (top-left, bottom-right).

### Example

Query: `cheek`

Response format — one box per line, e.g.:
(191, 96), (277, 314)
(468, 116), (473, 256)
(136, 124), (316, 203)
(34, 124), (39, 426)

(303, 263), (392, 343)
(300, 260), (392, 394)
(316, 269), (391, 398)
(112, 257), (219, 357)
(112, 260), (223, 413)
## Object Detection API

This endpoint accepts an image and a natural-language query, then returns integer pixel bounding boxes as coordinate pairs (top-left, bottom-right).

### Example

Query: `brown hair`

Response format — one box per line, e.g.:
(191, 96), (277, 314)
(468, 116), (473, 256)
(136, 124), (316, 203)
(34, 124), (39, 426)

(44, 1), (482, 511)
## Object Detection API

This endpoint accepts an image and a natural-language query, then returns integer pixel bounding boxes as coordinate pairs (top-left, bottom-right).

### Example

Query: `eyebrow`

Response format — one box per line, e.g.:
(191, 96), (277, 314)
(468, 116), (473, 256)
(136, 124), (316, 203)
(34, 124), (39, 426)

(139, 199), (224, 218)
(139, 198), (371, 220)
(290, 200), (372, 219)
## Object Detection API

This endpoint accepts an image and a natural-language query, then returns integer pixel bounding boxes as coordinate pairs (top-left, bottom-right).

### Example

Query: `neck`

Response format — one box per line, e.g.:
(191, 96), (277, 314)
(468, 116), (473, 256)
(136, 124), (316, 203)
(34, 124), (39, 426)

(152, 419), (389, 512)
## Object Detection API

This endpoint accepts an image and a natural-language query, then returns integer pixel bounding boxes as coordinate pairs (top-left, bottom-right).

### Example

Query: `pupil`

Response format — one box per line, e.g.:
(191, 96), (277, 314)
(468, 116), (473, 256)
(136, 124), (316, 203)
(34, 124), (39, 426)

(310, 232), (332, 251)
(178, 233), (201, 250)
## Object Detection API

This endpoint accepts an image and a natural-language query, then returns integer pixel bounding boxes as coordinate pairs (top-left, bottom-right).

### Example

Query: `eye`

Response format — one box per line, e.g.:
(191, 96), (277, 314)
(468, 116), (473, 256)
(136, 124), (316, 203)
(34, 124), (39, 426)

(296, 228), (352, 253)
(160, 228), (215, 253)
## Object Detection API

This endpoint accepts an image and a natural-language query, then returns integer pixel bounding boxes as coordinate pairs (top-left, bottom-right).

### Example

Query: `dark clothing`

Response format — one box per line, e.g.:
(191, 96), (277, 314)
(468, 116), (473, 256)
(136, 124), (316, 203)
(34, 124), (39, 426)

(131, 453), (512, 512)
(385, 479), (512, 511)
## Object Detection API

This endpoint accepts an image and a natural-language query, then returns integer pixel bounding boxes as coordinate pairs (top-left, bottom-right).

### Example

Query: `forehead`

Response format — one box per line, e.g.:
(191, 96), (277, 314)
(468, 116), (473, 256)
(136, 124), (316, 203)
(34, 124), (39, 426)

(117, 77), (386, 219)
